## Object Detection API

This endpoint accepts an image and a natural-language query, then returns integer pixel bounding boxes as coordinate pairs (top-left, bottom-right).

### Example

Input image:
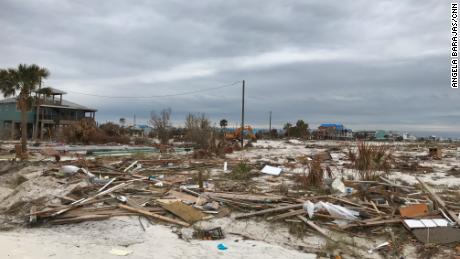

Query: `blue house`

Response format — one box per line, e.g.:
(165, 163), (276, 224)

(0, 87), (97, 140)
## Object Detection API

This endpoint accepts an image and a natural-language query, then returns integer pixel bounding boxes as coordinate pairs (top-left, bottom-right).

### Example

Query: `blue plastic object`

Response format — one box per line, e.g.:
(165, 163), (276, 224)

(217, 243), (228, 250)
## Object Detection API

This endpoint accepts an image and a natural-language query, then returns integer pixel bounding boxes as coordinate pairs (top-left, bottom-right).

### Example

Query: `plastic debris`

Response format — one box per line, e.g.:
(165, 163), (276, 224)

(331, 177), (346, 194)
(368, 241), (390, 254)
(217, 243), (228, 250)
(303, 201), (359, 221)
(62, 165), (80, 175)
(303, 200), (315, 218)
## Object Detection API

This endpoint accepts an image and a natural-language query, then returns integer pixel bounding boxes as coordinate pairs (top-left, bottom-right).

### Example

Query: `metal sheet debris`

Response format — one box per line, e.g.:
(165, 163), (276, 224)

(403, 219), (450, 229)
(261, 165), (282, 176)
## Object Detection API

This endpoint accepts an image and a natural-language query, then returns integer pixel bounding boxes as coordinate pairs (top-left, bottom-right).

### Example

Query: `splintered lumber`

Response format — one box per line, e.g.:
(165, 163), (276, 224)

(268, 209), (305, 221)
(370, 201), (384, 215)
(296, 214), (329, 238)
(416, 177), (460, 226)
(97, 177), (117, 193)
(235, 204), (303, 219)
(205, 192), (284, 203)
(209, 196), (265, 209)
(53, 180), (138, 216)
(123, 161), (138, 172)
(119, 204), (190, 227)
(51, 215), (110, 225)
(341, 218), (402, 229)
(379, 176), (414, 191)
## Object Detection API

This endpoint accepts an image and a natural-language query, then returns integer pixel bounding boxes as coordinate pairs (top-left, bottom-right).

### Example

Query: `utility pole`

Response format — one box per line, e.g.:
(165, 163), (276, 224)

(240, 80), (245, 149)
(269, 111), (272, 137)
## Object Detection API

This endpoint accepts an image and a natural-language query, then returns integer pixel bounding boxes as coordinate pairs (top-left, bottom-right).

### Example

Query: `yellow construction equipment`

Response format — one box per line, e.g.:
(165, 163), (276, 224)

(225, 126), (257, 142)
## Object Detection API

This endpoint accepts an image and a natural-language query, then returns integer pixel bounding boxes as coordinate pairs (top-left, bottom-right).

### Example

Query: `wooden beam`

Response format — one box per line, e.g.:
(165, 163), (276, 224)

(268, 209), (305, 221)
(296, 214), (329, 238)
(235, 204), (303, 219)
(119, 204), (190, 227)
(416, 177), (460, 226)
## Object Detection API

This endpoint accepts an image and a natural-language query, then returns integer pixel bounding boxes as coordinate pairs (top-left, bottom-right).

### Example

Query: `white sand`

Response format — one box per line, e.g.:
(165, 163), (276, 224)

(0, 217), (317, 259)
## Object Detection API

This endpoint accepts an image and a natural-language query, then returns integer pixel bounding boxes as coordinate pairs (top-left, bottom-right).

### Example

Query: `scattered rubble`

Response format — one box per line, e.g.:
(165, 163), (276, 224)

(0, 139), (459, 258)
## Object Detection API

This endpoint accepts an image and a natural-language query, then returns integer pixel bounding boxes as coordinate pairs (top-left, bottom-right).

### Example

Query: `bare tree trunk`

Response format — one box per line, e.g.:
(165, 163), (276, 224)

(20, 97), (28, 159)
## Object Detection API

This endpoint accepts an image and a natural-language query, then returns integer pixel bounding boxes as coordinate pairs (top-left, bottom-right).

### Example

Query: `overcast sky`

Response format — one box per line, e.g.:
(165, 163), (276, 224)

(1, 0), (458, 136)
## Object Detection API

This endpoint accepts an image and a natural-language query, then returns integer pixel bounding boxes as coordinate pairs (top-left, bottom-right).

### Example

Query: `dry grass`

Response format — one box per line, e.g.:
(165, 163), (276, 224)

(294, 158), (332, 189)
(61, 118), (130, 144)
(416, 244), (440, 259)
(228, 162), (253, 180)
(348, 141), (392, 181)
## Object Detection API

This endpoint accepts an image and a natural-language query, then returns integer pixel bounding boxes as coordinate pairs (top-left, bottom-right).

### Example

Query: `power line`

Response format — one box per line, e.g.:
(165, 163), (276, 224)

(54, 81), (242, 99)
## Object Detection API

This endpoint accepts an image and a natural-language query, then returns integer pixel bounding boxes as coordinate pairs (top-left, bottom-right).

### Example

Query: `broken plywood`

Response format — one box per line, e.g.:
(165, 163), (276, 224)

(161, 201), (204, 224)
(167, 190), (198, 204)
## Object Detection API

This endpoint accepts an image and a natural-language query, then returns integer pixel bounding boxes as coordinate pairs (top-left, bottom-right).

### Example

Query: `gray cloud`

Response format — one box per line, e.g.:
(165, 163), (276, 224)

(0, 0), (458, 137)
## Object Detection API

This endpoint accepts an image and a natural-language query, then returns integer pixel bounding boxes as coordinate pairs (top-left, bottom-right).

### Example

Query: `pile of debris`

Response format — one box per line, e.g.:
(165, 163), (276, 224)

(0, 147), (459, 258)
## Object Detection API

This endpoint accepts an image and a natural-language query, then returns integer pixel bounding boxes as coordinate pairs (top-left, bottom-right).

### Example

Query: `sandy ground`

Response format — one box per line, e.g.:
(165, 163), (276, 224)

(0, 217), (316, 259)
(1, 139), (459, 258)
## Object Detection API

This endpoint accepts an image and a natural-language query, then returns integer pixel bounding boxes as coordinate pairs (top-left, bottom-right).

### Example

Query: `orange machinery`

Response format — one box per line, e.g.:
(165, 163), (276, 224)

(225, 126), (257, 141)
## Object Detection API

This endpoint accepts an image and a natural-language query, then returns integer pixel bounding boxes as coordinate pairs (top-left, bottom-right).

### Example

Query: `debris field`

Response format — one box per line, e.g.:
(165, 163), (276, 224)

(0, 139), (459, 259)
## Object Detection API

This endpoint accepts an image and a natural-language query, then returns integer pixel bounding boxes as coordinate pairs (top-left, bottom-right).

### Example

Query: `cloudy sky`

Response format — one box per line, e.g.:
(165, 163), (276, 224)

(1, 0), (458, 136)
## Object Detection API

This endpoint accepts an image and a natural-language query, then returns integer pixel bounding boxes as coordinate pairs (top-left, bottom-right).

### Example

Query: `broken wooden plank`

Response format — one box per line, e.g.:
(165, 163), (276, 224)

(160, 201), (204, 224)
(205, 192), (284, 203)
(416, 177), (460, 226)
(119, 204), (190, 227)
(52, 180), (138, 217)
(97, 177), (116, 193)
(51, 215), (110, 224)
(296, 214), (329, 238)
(341, 218), (402, 229)
(379, 176), (414, 191)
(268, 209), (305, 221)
(123, 161), (138, 172)
(370, 200), (385, 215)
(235, 204), (303, 219)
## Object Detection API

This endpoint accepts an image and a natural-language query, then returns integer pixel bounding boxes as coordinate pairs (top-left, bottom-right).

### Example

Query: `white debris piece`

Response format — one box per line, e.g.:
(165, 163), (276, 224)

(109, 248), (133, 256)
(123, 161), (138, 172)
(303, 200), (315, 218)
(403, 219), (450, 229)
(331, 177), (346, 194)
(261, 165), (282, 176)
(62, 165), (80, 175)
(303, 201), (359, 221)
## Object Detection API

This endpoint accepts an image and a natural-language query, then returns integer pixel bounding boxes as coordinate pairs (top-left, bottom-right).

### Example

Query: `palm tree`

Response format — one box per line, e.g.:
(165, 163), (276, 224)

(219, 119), (228, 130)
(0, 64), (49, 158)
